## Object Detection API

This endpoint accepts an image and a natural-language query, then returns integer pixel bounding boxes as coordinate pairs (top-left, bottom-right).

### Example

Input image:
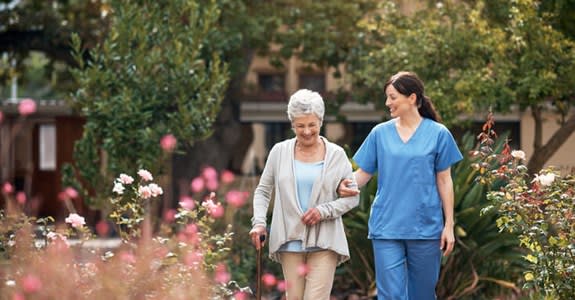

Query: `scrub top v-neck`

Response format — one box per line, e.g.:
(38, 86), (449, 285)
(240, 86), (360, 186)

(353, 118), (463, 240)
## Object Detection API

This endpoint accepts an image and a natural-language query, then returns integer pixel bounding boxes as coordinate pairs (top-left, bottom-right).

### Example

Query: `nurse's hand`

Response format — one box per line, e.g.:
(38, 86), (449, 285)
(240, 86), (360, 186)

(249, 225), (267, 250)
(302, 208), (322, 226)
(440, 225), (455, 256)
(338, 178), (360, 198)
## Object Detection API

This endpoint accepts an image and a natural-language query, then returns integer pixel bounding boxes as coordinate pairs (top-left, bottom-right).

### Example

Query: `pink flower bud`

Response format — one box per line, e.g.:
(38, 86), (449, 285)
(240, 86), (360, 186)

(21, 274), (42, 293)
(179, 196), (195, 210)
(95, 220), (110, 237)
(64, 187), (79, 199)
(190, 177), (204, 193)
(163, 209), (176, 223)
(262, 273), (277, 287)
(160, 134), (177, 152)
(18, 98), (37, 116)
(225, 190), (247, 208)
(16, 192), (26, 205)
(2, 182), (14, 194)
(202, 166), (217, 181)
(220, 170), (235, 184)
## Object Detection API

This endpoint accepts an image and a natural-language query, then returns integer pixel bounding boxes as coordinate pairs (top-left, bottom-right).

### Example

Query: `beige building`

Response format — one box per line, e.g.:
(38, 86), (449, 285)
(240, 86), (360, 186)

(238, 52), (575, 175)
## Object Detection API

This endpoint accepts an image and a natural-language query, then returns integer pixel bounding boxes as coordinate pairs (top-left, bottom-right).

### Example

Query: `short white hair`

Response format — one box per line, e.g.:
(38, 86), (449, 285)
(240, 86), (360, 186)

(287, 89), (325, 123)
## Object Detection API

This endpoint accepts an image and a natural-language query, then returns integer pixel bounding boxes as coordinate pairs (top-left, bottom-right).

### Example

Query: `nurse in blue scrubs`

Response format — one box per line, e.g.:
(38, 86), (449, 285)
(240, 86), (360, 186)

(339, 71), (463, 299)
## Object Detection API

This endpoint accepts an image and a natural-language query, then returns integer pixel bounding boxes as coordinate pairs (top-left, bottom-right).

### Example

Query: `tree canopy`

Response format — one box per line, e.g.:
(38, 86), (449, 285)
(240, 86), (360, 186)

(2, 0), (574, 180)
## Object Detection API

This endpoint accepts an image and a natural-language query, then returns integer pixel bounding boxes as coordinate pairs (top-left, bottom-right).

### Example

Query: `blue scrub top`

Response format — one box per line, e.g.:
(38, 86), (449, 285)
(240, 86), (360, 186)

(353, 118), (463, 240)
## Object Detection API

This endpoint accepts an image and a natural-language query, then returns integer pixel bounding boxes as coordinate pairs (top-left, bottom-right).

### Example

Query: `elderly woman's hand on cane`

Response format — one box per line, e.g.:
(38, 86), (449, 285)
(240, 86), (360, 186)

(250, 225), (267, 249)
(250, 225), (267, 300)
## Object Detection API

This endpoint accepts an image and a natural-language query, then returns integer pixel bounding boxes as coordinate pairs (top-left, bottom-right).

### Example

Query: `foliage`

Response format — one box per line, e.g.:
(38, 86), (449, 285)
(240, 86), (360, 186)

(347, 0), (575, 172)
(64, 0), (229, 208)
(0, 167), (253, 299)
(474, 114), (575, 299)
(437, 132), (524, 299)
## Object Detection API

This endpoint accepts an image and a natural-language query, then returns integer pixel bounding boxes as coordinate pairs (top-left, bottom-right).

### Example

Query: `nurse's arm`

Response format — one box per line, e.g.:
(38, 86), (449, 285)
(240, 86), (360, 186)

(436, 168), (455, 256)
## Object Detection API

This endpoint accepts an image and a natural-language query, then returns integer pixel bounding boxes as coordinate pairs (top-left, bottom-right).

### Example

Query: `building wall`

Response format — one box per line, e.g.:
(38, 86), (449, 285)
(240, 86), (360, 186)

(520, 110), (575, 171)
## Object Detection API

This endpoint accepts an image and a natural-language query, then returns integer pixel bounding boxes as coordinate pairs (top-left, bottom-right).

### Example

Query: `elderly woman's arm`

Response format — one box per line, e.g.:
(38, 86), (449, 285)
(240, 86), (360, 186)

(250, 145), (277, 249)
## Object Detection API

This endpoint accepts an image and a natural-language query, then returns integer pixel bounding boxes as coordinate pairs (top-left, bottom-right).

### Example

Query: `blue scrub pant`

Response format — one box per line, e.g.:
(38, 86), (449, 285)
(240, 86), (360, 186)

(372, 239), (441, 300)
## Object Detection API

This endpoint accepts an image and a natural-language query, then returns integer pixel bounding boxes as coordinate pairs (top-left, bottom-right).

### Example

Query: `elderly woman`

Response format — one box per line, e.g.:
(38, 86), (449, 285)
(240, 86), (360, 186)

(250, 89), (359, 299)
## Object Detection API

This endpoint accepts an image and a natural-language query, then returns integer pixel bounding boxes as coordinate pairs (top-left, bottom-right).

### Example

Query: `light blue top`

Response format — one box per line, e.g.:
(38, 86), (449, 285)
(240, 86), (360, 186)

(353, 118), (463, 240)
(279, 159), (324, 252)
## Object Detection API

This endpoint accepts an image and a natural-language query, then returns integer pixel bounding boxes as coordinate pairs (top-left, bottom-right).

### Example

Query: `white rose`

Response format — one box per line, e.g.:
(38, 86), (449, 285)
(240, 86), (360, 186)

(511, 150), (526, 161)
(113, 182), (125, 194)
(533, 173), (556, 186)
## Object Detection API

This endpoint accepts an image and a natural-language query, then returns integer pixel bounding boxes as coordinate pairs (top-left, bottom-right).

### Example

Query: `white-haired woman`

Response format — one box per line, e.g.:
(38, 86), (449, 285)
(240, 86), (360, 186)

(250, 89), (359, 299)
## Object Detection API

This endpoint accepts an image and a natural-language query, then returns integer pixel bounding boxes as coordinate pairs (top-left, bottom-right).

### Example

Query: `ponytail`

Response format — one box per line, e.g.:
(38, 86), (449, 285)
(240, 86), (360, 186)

(417, 95), (442, 123)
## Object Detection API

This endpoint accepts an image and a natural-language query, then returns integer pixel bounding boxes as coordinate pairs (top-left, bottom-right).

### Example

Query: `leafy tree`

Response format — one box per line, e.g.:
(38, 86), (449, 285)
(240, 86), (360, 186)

(345, 0), (575, 173)
(64, 0), (228, 208)
(0, 0), (108, 97)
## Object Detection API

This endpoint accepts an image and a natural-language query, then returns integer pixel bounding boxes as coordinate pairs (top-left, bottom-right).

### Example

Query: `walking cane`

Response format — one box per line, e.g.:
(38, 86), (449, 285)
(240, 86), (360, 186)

(256, 235), (266, 300)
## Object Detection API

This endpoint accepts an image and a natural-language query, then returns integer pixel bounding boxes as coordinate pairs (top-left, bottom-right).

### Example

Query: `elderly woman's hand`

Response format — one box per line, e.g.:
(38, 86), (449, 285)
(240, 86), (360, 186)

(302, 208), (322, 226)
(249, 225), (267, 250)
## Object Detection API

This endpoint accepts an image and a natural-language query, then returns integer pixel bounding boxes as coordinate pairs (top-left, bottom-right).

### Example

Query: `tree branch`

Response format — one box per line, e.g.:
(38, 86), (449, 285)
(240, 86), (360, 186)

(527, 110), (575, 173)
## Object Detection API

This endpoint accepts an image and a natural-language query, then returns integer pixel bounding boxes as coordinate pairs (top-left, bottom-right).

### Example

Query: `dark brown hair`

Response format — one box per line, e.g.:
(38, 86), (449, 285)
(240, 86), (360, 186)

(384, 71), (442, 123)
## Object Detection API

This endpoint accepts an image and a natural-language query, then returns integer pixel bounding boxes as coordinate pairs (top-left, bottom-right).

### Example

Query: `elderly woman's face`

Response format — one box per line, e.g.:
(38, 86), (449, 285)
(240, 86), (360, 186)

(292, 114), (321, 146)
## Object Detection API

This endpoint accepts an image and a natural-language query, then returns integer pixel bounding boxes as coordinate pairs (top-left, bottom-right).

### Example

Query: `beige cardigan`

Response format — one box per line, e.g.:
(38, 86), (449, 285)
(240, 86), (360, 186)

(251, 137), (359, 265)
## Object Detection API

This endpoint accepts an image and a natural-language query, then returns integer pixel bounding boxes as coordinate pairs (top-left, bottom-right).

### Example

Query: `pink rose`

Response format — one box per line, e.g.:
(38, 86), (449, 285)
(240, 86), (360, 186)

(21, 274), (42, 293)
(262, 273), (277, 287)
(190, 177), (204, 193)
(206, 178), (219, 191)
(160, 134), (177, 152)
(138, 185), (152, 199)
(277, 280), (287, 292)
(18, 98), (37, 116)
(202, 166), (217, 181)
(118, 174), (134, 184)
(234, 292), (249, 300)
(179, 196), (195, 210)
(220, 170), (235, 184)
(148, 183), (163, 197)
(137, 169), (153, 181)
(16, 192), (26, 205)
(214, 264), (230, 284)
(163, 209), (176, 223)
(96, 220), (110, 237)
(225, 190), (248, 208)
(2, 182), (14, 194)
(65, 213), (85, 228)
(64, 187), (79, 199)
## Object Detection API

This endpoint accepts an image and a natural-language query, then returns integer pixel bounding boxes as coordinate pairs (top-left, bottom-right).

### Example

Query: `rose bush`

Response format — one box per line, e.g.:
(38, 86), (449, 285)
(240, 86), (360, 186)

(1, 167), (253, 299)
(473, 113), (575, 299)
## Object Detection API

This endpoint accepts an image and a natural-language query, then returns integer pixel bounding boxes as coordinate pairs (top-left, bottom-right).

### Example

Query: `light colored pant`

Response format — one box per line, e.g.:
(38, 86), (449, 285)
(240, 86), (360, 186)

(279, 250), (338, 300)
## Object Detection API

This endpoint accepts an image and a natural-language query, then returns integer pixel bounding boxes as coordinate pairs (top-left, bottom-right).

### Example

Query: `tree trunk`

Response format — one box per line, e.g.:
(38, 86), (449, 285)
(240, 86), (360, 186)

(527, 107), (575, 174)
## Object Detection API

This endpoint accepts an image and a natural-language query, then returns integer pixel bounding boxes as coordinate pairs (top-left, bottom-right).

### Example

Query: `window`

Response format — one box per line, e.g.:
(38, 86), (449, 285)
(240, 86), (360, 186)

(265, 122), (292, 150)
(299, 74), (326, 92)
(258, 74), (285, 93)
(39, 124), (56, 171)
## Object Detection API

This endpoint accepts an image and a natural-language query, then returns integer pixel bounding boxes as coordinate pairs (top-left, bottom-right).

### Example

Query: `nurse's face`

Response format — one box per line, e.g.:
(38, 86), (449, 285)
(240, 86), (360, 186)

(292, 114), (321, 147)
(385, 84), (416, 118)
